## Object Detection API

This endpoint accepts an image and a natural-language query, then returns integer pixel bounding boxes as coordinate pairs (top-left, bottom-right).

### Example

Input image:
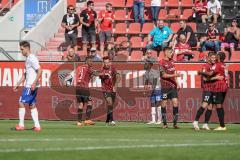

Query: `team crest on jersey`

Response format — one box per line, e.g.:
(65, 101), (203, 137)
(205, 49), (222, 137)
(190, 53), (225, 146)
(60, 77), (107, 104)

(58, 70), (74, 86)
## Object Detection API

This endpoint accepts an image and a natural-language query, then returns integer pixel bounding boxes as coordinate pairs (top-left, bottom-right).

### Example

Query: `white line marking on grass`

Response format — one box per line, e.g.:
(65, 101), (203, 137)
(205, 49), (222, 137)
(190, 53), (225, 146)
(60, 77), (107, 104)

(0, 138), (167, 143)
(0, 143), (239, 153)
(0, 138), (232, 144)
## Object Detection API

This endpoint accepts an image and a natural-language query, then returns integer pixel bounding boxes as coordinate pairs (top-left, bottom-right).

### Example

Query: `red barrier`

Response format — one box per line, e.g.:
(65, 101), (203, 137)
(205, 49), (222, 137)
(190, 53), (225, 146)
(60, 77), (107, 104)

(0, 62), (239, 122)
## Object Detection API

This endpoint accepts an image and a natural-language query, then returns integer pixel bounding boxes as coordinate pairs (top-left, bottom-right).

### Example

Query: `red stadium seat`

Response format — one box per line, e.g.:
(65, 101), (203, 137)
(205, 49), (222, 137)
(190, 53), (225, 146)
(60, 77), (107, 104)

(127, 9), (134, 20)
(115, 9), (127, 21)
(113, 0), (125, 7)
(1, 0), (9, 7)
(130, 37), (143, 48)
(158, 9), (167, 20)
(191, 51), (200, 61)
(170, 22), (180, 33)
(182, 9), (193, 20)
(166, 0), (179, 7)
(126, 0), (133, 7)
(128, 23), (141, 34)
(181, 0), (194, 7)
(115, 36), (128, 45)
(144, 8), (151, 20)
(231, 51), (240, 61)
(187, 22), (197, 32)
(145, 0), (151, 7)
(114, 23), (127, 34)
(131, 50), (143, 61)
(168, 9), (181, 19)
(141, 23), (155, 34)
(143, 37), (148, 48)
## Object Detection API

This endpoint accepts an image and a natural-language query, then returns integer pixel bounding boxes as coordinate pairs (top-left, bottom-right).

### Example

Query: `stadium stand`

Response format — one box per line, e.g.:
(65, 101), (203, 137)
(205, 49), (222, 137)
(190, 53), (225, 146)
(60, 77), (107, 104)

(35, 0), (240, 62)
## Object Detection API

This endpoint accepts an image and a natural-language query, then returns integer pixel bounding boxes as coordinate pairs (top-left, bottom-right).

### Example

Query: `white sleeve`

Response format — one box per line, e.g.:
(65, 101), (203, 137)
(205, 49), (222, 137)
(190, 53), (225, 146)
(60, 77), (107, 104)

(217, 1), (221, 9)
(31, 56), (40, 70)
(207, 2), (210, 9)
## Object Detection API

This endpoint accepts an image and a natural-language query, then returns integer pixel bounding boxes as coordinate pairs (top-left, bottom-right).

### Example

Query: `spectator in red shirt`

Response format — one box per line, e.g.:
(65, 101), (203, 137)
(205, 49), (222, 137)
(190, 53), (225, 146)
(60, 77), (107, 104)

(192, 0), (207, 23)
(98, 3), (115, 57)
(174, 34), (193, 61)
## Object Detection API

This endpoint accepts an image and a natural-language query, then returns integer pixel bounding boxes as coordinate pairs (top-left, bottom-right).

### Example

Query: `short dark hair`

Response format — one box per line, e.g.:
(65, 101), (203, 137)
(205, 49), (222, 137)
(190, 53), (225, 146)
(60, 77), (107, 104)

(103, 56), (110, 61)
(217, 52), (226, 62)
(19, 41), (30, 48)
(87, 1), (94, 7)
(163, 47), (173, 52)
(69, 44), (76, 49)
(106, 3), (112, 7)
(85, 56), (93, 62)
(208, 51), (216, 57)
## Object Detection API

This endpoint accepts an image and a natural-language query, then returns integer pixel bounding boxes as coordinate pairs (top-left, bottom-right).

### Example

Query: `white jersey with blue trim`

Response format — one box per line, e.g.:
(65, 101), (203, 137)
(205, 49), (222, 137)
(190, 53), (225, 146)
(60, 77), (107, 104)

(25, 54), (40, 88)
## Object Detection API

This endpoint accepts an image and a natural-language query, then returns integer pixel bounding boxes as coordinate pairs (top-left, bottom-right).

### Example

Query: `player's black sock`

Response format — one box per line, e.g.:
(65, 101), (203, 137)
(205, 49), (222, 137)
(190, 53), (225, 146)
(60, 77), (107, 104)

(106, 106), (113, 122)
(195, 107), (205, 121)
(86, 105), (92, 120)
(173, 107), (179, 126)
(216, 108), (225, 127)
(204, 109), (212, 124)
(161, 107), (167, 125)
(77, 108), (83, 122)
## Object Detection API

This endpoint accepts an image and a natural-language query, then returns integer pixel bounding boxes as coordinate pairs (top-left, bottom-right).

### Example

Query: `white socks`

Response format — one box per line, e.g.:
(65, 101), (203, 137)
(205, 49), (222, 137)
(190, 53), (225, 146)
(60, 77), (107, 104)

(19, 108), (26, 127)
(31, 108), (40, 128)
(157, 107), (162, 122)
(151, 107), (156, 122)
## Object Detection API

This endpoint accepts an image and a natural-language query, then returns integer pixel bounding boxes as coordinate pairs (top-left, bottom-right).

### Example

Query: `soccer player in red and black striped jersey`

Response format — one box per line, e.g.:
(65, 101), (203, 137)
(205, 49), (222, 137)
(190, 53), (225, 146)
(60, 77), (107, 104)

(193, 52), (217, 130)
(99, 56), (120, 125)
(75, 56), (97, 127)
(212, 52), (228, 130)
(159, 47), (181, 129)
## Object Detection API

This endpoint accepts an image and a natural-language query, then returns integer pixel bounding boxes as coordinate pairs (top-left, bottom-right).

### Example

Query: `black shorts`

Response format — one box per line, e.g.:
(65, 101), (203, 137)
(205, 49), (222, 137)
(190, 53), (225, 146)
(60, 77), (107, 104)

(103, 92), (116, 102)
(162, 88), (178, 100)
(202, 91), (214, 104)
(76, 87), (91, 103)
(212, 92), (227, 104)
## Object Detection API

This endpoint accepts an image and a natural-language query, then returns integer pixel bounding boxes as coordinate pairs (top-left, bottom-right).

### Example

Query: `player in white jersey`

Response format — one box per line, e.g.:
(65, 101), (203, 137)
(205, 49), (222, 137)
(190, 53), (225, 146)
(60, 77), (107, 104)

(13, 41), (42, 132)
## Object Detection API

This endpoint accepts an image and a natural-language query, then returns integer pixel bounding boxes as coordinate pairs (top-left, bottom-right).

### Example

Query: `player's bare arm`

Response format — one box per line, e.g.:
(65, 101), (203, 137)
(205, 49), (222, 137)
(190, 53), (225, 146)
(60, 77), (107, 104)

(13, 72), (26, 92)
(31, 67), (42, 91)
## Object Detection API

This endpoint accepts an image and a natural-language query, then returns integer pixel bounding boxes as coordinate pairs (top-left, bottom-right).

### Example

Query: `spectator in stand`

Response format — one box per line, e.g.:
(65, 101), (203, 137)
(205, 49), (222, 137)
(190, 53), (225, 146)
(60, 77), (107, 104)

(133, 0), (145, 25)
(98, 3), (115, 57)
(221, 18), (240, 60)
(174, 34), (194, 62)
(61, 5), (80, 51)
(151, 0), (161, 25)
(80, 1), (98, 53)
(191, 0), (207, 23)
(62, 45), (81, 61)
(200, 23), (221, 59)
(206, 0), (221, 24)
(89, 47), (102, 61)
(147, 20), (173, 54)
(172, 20), (197, 48)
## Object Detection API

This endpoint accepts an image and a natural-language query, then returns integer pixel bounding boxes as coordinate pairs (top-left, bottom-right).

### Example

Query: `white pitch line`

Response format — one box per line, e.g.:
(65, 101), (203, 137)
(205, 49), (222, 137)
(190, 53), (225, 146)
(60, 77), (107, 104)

(0, 138), (231, 144)
(0, 142), (239, 153)
(0, 138), (166, 143)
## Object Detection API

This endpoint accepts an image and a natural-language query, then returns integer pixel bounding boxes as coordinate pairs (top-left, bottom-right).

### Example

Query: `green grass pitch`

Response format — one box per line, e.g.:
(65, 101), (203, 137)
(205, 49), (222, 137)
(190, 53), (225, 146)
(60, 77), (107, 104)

(0, 120), (240, 160)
